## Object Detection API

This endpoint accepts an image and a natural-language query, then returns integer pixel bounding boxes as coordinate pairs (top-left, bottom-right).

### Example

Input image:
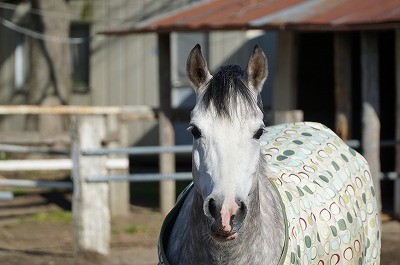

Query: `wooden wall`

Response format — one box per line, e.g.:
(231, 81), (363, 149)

(0, 1), (268, 146)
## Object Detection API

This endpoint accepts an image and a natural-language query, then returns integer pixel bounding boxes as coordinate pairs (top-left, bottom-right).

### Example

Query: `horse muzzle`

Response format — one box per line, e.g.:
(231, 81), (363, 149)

(204, 197), (248, 242)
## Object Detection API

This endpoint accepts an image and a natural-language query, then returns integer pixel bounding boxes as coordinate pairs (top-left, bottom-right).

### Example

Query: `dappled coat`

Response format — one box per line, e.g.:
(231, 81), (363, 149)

(158, 122), (381, 264)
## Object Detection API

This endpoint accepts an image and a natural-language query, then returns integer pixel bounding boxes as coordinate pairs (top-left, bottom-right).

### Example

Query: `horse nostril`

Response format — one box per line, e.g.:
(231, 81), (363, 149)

(236, 201), (247, 220)
(208, 198), (218, 219)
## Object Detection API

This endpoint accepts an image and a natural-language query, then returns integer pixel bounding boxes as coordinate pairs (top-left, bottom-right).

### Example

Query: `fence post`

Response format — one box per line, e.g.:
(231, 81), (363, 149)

(71, 115), (110, 255)
(107, 114), (129, 216)
(158, 33), (176, 215)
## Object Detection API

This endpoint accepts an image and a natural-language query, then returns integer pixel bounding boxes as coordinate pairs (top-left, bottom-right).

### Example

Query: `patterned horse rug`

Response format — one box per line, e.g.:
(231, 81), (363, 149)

(159, 122), (381, 265)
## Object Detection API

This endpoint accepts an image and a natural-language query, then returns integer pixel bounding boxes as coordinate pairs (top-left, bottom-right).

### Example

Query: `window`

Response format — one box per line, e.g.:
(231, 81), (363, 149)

(70, 23), (90, 93)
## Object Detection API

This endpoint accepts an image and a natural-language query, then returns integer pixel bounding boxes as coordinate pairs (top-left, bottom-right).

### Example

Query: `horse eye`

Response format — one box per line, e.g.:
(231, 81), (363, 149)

(253, 128), (264, 140)
(188, 125), (202, 139)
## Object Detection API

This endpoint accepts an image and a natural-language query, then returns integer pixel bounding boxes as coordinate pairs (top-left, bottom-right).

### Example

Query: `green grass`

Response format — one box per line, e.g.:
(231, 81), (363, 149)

(11, 187), (29, 196)
(25, 210), (73, 224)
(124, 225), (140, 234)
(111, 227), (121, 235)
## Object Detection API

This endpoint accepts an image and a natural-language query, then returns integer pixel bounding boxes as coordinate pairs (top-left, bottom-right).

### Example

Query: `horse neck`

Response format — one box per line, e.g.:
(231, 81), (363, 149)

(188, 168), (285, 264)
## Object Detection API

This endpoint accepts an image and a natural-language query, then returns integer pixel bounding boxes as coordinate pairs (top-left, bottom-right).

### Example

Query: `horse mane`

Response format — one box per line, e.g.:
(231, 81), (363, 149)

(202, 65), (263, 119)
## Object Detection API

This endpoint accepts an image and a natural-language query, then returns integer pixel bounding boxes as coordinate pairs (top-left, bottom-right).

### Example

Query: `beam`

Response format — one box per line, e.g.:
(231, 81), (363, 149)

(158, 33), (176, 215)
(361, 32), (381, 213)
(334, 32), (352, 140)
(273, 32), (298, 114)
(395, 29), (400, 218)
(0, 158), (128, 171)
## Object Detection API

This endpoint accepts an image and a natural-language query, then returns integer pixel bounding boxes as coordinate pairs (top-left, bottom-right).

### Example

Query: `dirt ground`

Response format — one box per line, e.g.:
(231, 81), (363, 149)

(0, 192), (399, 265)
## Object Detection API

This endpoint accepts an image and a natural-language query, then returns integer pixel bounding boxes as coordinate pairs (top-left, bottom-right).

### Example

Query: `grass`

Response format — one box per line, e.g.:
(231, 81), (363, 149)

(124, 225), (140, 234)
(111, 227), (121, 235)
(11, 187), (29, 196)
(24, 210), (73, 224)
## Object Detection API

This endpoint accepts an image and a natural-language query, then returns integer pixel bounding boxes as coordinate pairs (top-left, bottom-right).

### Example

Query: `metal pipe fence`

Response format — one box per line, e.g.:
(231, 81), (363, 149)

(82, 145), (192, 156)
(85, 172), (192, 183)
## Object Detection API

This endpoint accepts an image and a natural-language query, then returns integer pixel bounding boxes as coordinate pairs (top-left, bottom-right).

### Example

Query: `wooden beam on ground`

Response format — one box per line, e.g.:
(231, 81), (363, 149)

(71, 116), (110, 255)
(334, 32), (352, 140)
(361, 31), (381, 213)
(395, 29), (400, 218)
(158, 33), (176, 215)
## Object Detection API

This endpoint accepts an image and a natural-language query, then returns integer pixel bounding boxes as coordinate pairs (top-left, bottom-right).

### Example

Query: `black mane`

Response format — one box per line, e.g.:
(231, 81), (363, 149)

(202, 65), (263, 118)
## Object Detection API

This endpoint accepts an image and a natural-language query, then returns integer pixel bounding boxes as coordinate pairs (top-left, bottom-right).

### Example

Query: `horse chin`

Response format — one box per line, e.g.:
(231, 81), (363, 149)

(210, 231), (238, 242)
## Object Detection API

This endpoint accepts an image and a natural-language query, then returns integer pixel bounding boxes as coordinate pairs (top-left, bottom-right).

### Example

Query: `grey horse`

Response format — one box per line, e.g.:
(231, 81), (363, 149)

(158, 45), (381, 265)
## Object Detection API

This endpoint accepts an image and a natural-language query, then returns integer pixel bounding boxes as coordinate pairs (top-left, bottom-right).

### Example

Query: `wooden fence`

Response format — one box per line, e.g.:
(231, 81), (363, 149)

(0, 106), (399, 255)
(0, 106), (149, 255)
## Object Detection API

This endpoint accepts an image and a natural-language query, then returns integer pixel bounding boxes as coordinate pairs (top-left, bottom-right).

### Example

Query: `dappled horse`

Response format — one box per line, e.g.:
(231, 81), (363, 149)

(158, 45), (381, 264)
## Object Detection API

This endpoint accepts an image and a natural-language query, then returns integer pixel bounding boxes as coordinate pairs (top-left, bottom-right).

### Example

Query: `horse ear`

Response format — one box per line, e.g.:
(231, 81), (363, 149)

(246, 45), (268, 92)
(187, 44), (211, 92)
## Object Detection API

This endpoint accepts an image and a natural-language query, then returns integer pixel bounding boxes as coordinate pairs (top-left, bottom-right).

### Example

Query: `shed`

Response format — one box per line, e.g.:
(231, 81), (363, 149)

(101, 0), (400, 216)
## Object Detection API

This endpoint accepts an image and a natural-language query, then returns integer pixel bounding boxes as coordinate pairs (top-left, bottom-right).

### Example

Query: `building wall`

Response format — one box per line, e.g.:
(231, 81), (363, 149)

(0, 0), (273, 146)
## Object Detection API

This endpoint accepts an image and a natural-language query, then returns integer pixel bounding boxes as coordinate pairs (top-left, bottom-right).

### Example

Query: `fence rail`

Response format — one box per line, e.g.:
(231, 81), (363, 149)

(85, 172), (192, 183)
(0, 179), (73, 188)
(82, 145), (192, 156)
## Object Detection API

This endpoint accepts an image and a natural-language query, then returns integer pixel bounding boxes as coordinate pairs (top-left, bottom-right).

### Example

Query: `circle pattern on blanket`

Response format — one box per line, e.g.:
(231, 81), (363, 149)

(260, 122), (380, 265)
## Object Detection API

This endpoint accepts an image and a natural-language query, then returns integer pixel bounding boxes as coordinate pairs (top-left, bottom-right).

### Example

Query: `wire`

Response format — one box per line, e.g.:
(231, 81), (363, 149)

(0, 17), (93, 44)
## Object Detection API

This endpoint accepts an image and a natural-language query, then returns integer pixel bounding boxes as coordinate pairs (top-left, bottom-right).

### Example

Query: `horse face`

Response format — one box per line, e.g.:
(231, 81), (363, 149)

(187, 44), (268, 241)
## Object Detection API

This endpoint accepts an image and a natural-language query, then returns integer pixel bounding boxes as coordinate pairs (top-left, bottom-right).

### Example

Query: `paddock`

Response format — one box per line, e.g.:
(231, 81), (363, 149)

(0, 105), (399, 258)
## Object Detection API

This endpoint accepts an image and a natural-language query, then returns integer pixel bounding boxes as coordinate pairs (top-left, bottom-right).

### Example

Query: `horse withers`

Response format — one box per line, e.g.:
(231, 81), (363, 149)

(158, 44), (381, 264)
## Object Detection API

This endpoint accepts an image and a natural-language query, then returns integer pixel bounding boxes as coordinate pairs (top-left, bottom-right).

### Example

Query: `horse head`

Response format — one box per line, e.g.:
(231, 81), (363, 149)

(187, 44), (268, 242)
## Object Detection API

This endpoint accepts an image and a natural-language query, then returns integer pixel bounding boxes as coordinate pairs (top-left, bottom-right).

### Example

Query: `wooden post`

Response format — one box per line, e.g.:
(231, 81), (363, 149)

(334, 32), (352, 141)
(107, 114), (129, 217)
(395, 29), (400, 218)
(273, 32), (298, 114)
(71, 115), (110, 255)
(158, 33), (176, 215)
(361, 32), (381, 213)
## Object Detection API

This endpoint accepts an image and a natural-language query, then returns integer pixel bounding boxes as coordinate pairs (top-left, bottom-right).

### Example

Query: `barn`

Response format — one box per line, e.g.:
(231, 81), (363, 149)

(1, 0), (400, 216)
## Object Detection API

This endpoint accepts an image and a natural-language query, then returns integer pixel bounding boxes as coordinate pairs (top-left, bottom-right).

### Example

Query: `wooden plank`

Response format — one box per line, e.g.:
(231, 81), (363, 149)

(0, 158), (128, 171)
(158, 33), (176, 215)
(71, 116), (110, 255)
(0, 105), (121, 115)
(395, 29), (400, 218)
(334, 32), (352, 140)
(361, 32), (381, 213)
(0, 131), (70, 145)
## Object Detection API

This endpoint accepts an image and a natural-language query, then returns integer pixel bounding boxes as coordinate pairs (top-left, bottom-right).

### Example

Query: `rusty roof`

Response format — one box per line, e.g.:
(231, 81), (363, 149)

(101, 0), (400, 35)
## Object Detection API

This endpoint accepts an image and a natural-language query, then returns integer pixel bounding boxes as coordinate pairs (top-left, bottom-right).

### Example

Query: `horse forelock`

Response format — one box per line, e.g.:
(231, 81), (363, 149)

(200, 65), (263, 120)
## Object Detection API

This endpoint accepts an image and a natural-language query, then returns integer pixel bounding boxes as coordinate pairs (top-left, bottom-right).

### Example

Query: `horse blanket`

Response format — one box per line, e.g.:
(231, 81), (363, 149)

(158, 122), (381, 265)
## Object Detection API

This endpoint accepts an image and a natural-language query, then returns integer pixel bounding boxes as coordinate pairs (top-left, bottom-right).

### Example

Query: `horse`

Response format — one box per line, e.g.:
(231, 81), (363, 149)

(158, 44), (381, 265)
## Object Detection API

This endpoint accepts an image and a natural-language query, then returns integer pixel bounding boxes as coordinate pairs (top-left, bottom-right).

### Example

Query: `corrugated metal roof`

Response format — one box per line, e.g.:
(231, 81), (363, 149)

(101, 0), (400, 35)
